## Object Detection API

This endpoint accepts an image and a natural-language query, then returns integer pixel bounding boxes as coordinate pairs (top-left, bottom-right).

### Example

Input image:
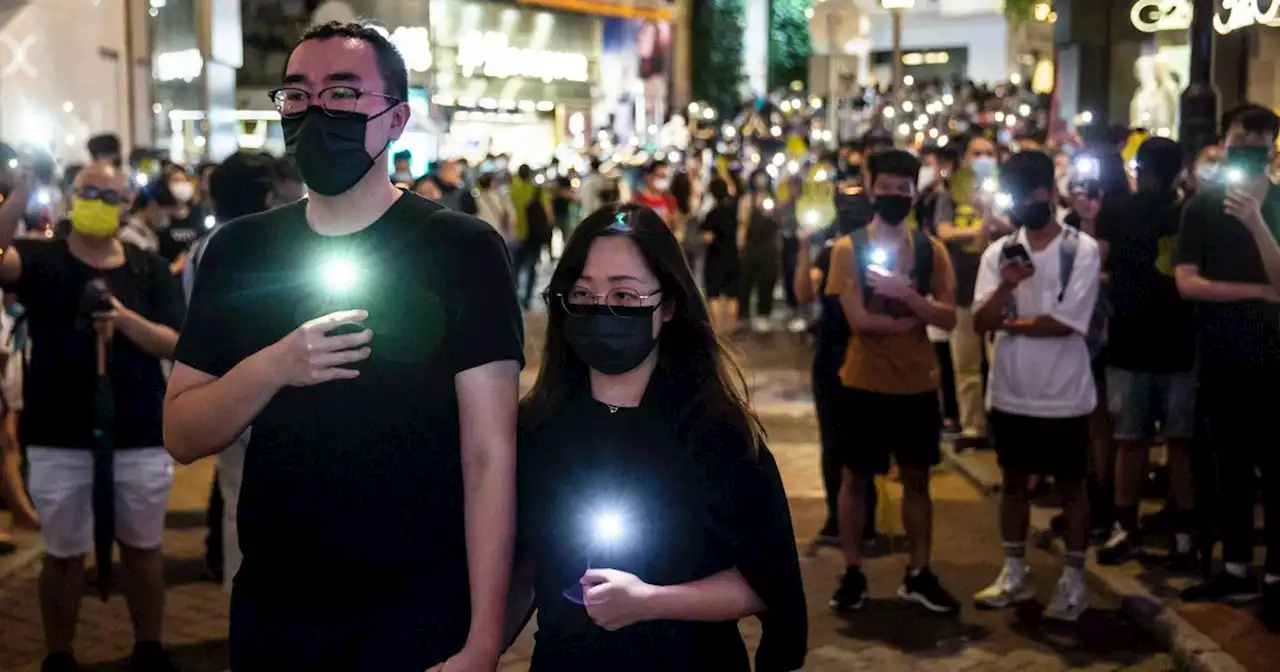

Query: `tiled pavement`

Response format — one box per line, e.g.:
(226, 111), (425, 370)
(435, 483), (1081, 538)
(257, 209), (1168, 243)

(0, 326), (1174, 671)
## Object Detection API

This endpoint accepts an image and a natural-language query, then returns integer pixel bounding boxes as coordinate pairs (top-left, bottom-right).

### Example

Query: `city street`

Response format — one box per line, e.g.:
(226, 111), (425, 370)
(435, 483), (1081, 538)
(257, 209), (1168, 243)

(0, 320), (1173, 671)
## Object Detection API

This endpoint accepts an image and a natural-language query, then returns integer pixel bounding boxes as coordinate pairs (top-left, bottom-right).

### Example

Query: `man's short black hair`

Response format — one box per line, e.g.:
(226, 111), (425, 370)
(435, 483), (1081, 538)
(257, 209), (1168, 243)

(866, 149), (921, 184)
(87, 134), (122, 161)
(209, 151), (277, 222)
(1014, 130), (1047, 145)
(131, 179), (178, 213)
(1000, 150), (1056, 198)
(641, 160), (668, 175)
(1223, 103), (1280, 140)
(271, 156), (303, 185)
(296, 21), (409, 101)
(1136, 137), (1184, 188)
(393, 150), (412, 162)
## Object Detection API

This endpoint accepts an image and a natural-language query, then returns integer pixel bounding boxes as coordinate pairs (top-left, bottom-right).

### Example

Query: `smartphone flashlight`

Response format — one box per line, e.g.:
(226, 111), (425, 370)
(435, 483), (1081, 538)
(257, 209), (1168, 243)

(594, 511), (624, 543)
(1227, 168), (1246, 184)
(320, 255), (360, 294)
(995, 192), (1013, 210)
(1074, 157), (1099, 179)
(982, 178), (996, 193)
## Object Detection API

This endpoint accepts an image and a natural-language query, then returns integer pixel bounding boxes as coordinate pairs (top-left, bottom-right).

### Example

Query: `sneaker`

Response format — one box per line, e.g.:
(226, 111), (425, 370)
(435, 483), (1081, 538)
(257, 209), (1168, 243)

(898, 567), (961, 614)
(40, 652), (79, 672)
(131, 642), (179, 672)
(1096, 527), (1142, 566)
(1180, 570), (1261, 604)
(830, 566), (869, 613)
(974, 564), (1035, 609)
(751, 317), (772, 333)
(1044, 573), (1089, 622)
(787, 317), (809, 333)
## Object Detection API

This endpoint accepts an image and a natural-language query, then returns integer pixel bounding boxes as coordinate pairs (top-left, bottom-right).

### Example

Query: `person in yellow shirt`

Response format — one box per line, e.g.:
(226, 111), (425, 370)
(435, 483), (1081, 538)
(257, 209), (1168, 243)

(825, 149), (960, 615)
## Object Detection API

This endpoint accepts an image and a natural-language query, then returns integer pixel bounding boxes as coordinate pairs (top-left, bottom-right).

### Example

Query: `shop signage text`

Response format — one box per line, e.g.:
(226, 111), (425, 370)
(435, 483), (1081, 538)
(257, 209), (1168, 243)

(457, 32), (589, 83)
(1131, 0), (1280, 35)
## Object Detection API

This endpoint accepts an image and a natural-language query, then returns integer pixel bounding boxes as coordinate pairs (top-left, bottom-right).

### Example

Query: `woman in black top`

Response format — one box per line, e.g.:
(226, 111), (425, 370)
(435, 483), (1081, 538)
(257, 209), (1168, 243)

(701, 178), (741, 332)
(512, 203), (807, 671)
(737, 170), (782, 330)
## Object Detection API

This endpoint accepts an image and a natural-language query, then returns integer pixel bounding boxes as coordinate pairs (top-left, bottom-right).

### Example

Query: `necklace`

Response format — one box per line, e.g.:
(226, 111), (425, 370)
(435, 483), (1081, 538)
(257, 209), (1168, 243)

(606, 404), (620, 414)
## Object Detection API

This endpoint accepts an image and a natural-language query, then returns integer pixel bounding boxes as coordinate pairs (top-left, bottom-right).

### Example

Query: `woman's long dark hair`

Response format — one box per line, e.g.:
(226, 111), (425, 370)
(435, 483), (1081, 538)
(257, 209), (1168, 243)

(520, 202), (764, 452)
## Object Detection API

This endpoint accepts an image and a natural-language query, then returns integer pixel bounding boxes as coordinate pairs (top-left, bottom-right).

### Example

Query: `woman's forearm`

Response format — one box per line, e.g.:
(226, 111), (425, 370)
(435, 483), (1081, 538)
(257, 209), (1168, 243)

(644, 568), (764, 622)
(1245, 221), (1280, 292)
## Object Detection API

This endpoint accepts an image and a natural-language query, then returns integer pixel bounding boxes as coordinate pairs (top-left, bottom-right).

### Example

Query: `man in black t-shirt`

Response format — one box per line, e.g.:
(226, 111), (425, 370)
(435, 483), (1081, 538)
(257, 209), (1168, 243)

(0, 162), (184, 672)
(166, 21), (524, 671)
(1095, 138), (1197, 569)
(1175, 105), (1280, 616)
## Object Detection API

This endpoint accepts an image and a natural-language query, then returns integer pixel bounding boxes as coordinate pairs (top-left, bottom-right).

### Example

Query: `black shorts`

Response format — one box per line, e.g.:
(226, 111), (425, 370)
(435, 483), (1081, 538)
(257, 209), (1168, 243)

(834, 387), (941, 475)
(990, 409), (1090, 480)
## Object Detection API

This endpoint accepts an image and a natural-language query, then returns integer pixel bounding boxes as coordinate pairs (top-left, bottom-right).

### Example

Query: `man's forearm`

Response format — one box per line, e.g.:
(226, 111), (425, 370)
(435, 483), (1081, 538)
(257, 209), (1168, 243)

(1178, 275), (1271, 303)
(904, 292), (957, 330)
(973, 284), (1014, 333)
(461, 438), (516, 658)
(1000, 315), (1074, 338)
(643, 568), (764, 623)
(164, 351), (281, 464)
(0, 182), (29, 251)
(115, 309), (178, 359)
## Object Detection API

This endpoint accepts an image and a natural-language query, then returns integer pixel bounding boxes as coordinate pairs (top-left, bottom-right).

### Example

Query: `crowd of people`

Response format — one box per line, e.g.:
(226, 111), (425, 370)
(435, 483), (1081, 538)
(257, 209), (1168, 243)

(0, 15), (1278, 672)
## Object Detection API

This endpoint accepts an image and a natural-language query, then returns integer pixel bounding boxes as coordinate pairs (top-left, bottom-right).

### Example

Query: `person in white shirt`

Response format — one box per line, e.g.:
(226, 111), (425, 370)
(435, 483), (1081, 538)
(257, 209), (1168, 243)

(578, 157), (607, 219)
(472, 172), (517, 247)
(970, 151), (1101, 623)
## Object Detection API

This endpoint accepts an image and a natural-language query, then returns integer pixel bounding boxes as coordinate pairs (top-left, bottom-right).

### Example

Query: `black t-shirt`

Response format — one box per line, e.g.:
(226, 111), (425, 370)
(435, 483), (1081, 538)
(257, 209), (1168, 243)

(701, 201), (739, 265)
(517, 373), (806, 672)
(1175, 186), (1280, 367)
(10, 239), (184, 449)
(1099, 192), (1196, 372)
(157, 205), (207, 262)
(552, 177), (573, 219)
(812, 233), (850, 360)
(174, 194), (524, 612)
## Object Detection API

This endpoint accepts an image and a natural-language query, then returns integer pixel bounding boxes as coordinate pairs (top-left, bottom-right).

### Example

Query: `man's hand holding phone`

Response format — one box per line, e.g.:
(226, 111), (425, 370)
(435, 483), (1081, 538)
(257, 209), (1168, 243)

(1000, 245), (1035, 288)
(1225, 186), (1266, 231)
(264, 309), (373, 387)
(867, 265), (914, 300)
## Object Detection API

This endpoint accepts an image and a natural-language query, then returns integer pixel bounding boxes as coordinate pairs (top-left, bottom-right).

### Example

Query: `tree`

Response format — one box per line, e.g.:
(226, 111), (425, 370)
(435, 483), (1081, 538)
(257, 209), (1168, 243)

(769, 0), (813, 91)
(690, 0), (747, 117)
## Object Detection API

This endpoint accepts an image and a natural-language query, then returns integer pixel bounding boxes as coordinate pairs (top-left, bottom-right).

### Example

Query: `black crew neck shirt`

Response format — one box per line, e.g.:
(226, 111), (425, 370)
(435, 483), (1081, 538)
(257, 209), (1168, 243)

(158, 205), (207, 262)
(1175, 185), (1280, 367)
(9, 239), (184, 449)
(517, 373), (807, 672)
(174, 193), (524, 614)
(1099, 192), (1196, 373)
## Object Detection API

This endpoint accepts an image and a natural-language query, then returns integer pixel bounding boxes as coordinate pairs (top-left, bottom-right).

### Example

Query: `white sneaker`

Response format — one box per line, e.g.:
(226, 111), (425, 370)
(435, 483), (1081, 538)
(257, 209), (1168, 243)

(752, 317), (772, 333)
(974, 564), (1034, 609)
(787, 317), (809, 333)
(1044, 572), (1089, 622)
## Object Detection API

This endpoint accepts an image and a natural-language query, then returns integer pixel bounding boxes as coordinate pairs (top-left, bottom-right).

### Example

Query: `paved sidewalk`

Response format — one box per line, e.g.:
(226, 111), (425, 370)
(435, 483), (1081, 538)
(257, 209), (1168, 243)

(946, 446), (1275, 672)
(0, 327), (1174, 671)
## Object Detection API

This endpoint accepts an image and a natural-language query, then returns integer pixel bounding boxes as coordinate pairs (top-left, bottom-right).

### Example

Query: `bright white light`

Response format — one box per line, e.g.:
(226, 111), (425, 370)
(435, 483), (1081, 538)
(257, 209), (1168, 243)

(1005, 115), (1017, 128)
(902, 101), (914, 112)
(723, 125), (736, 137)
(942, 94), (954, 105)
(928, 128), (939, 139)
(35, 189), (51, 206)
(1019, 104), (1032, 117)
(897, 123), (911, 136)
(903, 75), (915, 86)
(321, 256), (360, 294)
(6, 159), (16, 169)
(995, 192), (1012, 209)
(595, 512), (624, 543)
(750, 153), (761, 164)
(869, 248), (888, 266)
(702, 108), (715, 120)
(135, 173), (149, 187)
(937, 136), (949, 147)
(763, 197), (775, 211)
(1075, 157), (1099, 177)
(204, 214), (216, 229)
(766, 165), (779, 178)
(804, 210), (820, 227)
(62, 101), (74, 113)
(787, 160), (800, 173)
(1228, 168), (1246, 183)
(689, 102), (700, 114)
(995, 111), (1005, 123)
(883, 107), (896, 118)
(780, 100), (793, 113)
(770, 125), (783, 137)
(814, 169), (828, 181)
(1080, 110), (1094, 125)
(982, 178), (996, 193)
(772, 153), (786, 167)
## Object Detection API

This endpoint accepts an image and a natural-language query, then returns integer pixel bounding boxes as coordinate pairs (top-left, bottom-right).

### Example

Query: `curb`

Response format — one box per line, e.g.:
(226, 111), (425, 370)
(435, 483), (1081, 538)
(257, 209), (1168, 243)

(941, 445), (1249, 672)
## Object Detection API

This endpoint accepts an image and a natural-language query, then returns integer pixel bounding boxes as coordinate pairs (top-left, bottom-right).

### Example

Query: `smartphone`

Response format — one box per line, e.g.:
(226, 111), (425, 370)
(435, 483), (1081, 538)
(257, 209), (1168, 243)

(1001, 243), (1031, 264)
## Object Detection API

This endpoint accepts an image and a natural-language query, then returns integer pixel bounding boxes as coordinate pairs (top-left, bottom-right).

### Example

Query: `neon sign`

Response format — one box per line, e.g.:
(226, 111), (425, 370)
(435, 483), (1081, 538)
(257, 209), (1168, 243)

(1131, 0), (1280, 34)
(457, 32), (589, 83)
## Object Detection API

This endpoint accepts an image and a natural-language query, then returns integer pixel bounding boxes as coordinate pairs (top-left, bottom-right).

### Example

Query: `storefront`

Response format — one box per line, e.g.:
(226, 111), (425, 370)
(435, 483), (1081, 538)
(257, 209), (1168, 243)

(1055, 0), (1266, 138)
(151, 0), (242, 163)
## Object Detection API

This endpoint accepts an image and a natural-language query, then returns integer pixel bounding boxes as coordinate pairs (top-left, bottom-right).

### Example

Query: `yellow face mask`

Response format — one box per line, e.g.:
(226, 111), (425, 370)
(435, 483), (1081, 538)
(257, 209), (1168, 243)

(69, 197), (121, 238)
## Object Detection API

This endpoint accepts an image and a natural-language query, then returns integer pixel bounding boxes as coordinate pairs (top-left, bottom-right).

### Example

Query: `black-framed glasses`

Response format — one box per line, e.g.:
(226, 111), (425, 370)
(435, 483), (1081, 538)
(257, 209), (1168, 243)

(76, 187), (126, 205)
(554, 288), (663, 317)
(267, 86), (401, 119)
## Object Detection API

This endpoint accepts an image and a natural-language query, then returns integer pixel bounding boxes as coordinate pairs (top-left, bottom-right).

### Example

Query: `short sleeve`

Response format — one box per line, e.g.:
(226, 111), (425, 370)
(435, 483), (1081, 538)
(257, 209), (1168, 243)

(824, 235), (854, 297)
(143, 252), (186, 331)
(933, 191), (955, 227)
(8, 239), (56, 309)
(444, 214), (525, 374)
(1049, 235), (1102, 335)
(928, 239), (956, 300)
(690, 427), (807, 672)
(972, 238), (1006, 309)
(1175, 196), (1207, 268)
(172, 226), (236, 376)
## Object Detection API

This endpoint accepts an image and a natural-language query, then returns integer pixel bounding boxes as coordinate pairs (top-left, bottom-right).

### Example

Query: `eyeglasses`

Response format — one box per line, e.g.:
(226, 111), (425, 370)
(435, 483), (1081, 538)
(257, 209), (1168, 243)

(76, 187), (125, 205)
(554, 288), (663, 317)
(267, 86), (401, 119)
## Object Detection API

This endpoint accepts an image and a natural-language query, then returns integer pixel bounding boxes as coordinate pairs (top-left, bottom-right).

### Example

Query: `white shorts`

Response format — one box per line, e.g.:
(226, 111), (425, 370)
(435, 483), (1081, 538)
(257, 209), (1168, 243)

(27, 446), (174, 558)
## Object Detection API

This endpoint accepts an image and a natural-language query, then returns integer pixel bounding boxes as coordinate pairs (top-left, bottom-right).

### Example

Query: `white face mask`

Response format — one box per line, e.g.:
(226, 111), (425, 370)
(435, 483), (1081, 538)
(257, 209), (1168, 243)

(169, 180), (194, 203)
(652, 178), (670, 191)
(918, 166), (936, 190)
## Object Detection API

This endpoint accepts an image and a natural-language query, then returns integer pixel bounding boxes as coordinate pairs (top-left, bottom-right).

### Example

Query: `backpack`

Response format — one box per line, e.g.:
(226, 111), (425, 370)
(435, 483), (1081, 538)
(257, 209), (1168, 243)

(851, 227), (934, 307)
(1001, 226), (1110, 358)
(524, 189), (552, 245)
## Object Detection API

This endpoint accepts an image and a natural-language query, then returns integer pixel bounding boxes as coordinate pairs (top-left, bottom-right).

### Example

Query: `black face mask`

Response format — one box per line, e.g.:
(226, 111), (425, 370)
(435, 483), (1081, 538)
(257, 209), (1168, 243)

(282, 106), (395, 196)
(1011, 201), (1053, 231)
(872, 194), (913, 224)
(1227, 146), (1271, 179)
(564, 305), (660, 375)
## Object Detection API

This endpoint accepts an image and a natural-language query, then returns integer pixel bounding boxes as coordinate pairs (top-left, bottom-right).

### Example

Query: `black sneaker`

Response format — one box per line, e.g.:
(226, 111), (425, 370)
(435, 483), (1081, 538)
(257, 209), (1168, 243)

(830, 566), (869, 613)
(1096, 528), (1142, 566)
(1181, 571), (1261, 604)
(898, 567), (961, 614)
(131, 642), (179, 672)
(40, 652), (79, 672)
